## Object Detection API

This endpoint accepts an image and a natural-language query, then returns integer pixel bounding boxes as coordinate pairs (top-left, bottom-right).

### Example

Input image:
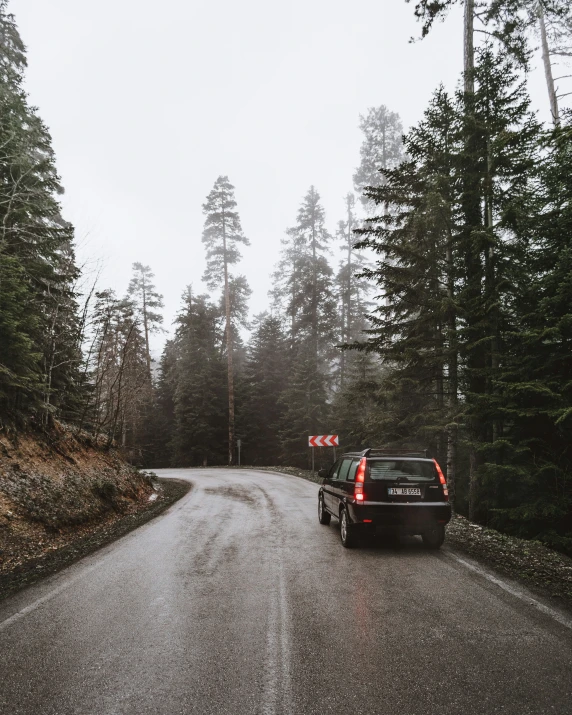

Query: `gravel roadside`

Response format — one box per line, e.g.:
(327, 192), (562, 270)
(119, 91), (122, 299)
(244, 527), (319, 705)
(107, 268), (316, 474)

(445, 514), (572, 608)
(0, 478), (191, 602)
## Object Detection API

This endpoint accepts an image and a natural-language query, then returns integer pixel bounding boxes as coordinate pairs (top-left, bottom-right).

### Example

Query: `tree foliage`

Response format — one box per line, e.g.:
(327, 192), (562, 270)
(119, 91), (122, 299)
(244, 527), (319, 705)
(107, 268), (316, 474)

(0, 2), (83, 424)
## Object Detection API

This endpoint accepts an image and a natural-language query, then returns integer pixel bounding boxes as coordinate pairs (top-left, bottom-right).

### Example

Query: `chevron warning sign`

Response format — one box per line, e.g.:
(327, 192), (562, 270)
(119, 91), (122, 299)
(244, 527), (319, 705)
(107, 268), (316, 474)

(308, 435), (339, 448)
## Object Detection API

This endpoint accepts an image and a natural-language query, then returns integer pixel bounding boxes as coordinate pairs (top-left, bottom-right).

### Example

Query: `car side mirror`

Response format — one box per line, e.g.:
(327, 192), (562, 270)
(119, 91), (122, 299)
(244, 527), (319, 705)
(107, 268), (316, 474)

(318, 469), (328, 479)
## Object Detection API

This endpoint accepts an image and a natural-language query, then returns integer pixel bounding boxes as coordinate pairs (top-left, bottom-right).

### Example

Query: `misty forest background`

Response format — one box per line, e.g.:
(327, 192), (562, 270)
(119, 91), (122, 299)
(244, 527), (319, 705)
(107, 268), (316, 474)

(1, 1), (572, 552)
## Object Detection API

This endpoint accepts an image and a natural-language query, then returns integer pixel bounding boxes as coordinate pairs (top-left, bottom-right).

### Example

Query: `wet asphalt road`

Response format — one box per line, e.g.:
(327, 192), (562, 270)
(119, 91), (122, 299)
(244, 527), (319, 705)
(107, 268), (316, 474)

(1, 469), (571, 715)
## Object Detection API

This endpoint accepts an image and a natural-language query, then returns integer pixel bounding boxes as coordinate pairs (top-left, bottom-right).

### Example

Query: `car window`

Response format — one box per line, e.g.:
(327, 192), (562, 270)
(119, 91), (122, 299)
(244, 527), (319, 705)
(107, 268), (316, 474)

(347, 459), (358, 482)
(337, 459), (352, 481)
(368, 459), (436, 481)
(328, 459), (342, 479)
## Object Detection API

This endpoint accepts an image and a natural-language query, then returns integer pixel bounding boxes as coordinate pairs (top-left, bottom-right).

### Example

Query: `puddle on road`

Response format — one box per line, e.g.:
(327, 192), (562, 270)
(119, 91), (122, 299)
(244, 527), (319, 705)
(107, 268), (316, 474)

(203, 485), (259, 506)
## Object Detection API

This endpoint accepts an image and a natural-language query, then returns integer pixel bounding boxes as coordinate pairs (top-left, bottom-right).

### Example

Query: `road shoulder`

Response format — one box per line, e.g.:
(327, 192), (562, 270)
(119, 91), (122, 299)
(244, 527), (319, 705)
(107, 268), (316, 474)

(0, 478), (191, 602)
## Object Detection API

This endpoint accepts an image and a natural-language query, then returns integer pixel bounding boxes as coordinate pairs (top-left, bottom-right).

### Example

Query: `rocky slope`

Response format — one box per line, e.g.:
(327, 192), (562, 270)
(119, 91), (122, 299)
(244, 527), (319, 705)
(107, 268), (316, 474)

(0, 423), (155, 577)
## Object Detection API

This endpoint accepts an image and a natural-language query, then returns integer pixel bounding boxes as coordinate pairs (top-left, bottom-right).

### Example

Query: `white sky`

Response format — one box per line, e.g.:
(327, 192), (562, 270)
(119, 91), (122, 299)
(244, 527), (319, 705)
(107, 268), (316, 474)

(11, 0), (566, 355)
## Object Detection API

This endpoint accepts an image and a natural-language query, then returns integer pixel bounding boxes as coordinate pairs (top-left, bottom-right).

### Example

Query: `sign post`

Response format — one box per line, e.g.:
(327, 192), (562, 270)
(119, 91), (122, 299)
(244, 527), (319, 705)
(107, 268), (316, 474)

(308, 435), (339, 476)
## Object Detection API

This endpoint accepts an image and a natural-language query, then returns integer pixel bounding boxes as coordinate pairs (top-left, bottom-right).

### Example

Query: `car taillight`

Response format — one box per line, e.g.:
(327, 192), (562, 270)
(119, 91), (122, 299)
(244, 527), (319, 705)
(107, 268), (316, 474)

(433, 458), (449, 501)
(354, 458), (366, 502)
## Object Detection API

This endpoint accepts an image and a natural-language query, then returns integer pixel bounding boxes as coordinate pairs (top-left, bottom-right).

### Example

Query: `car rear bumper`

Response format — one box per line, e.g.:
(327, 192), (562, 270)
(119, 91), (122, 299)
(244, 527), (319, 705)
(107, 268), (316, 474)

(347, 501), (451, 532)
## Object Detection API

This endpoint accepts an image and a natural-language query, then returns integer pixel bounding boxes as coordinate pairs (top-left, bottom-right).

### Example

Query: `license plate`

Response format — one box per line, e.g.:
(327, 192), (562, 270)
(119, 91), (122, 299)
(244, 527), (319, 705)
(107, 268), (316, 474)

(388, 487), (421, 496)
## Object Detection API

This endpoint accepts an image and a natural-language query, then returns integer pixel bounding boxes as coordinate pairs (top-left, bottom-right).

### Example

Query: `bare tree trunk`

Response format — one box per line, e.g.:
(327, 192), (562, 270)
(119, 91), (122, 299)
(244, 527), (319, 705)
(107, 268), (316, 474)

(468, 446), (479, 521)
(311, 200), (318, 364)
(485, 138), (500, 444)
(446, 238), (458, 509)
(340, 300), (346, 389)
(464, 0), (480, 518)
(44, 291), (59, 426)
(346, 225), (351, 342)
(538, 4), (560, 126)
(222, 212), (235, 466)
(340, 195), (353, 389)
(107, 323), (135, 449)
(142, 275), (152, 378)
(464, 0), (475, 95)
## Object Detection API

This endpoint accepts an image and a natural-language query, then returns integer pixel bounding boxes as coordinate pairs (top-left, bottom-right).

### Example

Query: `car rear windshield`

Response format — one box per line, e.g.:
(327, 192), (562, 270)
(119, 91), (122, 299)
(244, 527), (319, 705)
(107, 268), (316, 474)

(368, 459), (436, 482)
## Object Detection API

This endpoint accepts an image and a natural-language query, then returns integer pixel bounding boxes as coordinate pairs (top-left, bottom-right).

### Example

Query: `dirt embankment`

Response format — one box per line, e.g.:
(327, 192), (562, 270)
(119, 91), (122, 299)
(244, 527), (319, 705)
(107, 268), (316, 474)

(0, 425), (189, 600)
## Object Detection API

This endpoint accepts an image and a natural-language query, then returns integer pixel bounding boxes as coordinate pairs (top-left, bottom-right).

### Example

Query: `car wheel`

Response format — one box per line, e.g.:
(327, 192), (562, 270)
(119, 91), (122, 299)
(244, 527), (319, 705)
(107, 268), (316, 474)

(422, 524), (445, 550)
(318, 494), (331, 525)
(340, 508), (356, 548)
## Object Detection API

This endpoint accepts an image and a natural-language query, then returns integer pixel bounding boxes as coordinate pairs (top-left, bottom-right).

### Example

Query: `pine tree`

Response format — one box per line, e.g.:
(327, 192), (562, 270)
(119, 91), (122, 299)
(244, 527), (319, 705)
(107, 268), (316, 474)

(456, 47), (542, 519)
(202, 176), (250, 465)
(405, 1), (533, 71)
(272, 187), (337, 465)
(0, 2), (84, 423)
(149, 338), (178, 467)
(275, 186), (336, 357)
(240, 313), (289, 465)
(353, 106), (404, 212)
(168, 291), (227, 466)
(533, 0), (572, 125)
(279, 341), (330, 467)
(87, 289), (147, 450)
(354, 87), (462, 493)
(332, 351), (384, 451)
(127, 263), (164, 378)
(483, 116), (572, 550)
(335, 192), (370, 388)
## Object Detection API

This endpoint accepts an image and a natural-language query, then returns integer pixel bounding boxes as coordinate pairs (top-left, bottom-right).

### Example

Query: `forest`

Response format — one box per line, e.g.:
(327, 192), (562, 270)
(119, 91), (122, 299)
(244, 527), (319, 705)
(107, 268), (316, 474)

(1, 1), (571, 552)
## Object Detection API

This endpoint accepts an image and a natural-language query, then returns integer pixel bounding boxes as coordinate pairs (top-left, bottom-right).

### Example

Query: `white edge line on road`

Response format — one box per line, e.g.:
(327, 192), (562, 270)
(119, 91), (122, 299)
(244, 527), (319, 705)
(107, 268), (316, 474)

(0, 561), (103, 633)
(449, 553), (572, 631)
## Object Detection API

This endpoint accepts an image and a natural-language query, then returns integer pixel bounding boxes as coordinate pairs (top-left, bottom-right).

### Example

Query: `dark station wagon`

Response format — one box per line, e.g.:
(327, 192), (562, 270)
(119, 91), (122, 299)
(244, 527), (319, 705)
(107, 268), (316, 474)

(318, 449), (451, 549)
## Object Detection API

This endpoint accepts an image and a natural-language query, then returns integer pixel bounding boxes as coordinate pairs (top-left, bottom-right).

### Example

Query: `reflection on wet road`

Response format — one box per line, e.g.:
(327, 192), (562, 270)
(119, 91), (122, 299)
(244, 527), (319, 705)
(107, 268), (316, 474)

(1, 468), (571, 714)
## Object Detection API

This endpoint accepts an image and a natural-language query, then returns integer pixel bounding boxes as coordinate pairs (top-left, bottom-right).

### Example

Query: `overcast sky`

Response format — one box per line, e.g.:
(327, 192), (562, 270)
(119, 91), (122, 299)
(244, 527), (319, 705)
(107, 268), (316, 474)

(11, 0), (564, 354)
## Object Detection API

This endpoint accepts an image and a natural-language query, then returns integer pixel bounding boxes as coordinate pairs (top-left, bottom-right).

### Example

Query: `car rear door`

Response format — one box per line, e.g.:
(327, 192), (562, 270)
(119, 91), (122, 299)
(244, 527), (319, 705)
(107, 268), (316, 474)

(365, 459), (440, 503)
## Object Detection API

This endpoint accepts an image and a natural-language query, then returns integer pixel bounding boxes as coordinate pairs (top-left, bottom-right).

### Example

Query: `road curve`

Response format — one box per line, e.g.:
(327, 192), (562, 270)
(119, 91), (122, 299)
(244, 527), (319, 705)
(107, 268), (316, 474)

(0, 468), (571, 715)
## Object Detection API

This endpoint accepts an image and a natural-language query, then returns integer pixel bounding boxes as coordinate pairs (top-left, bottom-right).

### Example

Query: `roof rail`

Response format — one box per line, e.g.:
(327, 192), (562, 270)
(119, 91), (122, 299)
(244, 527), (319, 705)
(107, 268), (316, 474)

(361, 448), (428, 458)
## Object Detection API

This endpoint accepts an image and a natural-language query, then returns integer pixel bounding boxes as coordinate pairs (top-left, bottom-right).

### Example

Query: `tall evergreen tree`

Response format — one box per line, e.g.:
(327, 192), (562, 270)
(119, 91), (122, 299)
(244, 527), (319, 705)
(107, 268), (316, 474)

(353, 106), (404, 212)
(127, 262), (164, 378)
(355, 87), (461, 490)
(150, 338), (178, 467)
(331, 351), (384, 452)
(0, 2), (83, 423)
(272, 187), (336, 465)
(202, 176), (250, 465)
(274, 186), (336, 357)
(353, 46), (541, 516)
(168, 291), (227, 466)
(483, 117), (572, 550)
(240, 313), (289, 465)
(335, 192), (370, 388)
(87, 289), (147, 449)
(456, 47), (542, 519)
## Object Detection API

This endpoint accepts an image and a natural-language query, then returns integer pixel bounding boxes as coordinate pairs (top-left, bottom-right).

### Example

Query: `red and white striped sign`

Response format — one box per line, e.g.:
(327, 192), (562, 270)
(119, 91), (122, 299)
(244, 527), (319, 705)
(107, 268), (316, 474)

(308, 435), (339, 447)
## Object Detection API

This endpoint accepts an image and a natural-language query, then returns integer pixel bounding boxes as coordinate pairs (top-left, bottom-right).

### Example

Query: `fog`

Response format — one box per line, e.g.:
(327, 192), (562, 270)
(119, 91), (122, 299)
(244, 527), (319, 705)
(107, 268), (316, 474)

(12, 0), (559, 353)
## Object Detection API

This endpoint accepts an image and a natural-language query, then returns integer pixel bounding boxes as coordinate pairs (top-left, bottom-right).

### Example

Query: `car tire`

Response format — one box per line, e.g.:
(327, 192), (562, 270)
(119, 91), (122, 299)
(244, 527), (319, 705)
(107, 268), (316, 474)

(318, 494), (331, 525)
(422, 524), (445, 550)
(340, 508), (357, 548)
